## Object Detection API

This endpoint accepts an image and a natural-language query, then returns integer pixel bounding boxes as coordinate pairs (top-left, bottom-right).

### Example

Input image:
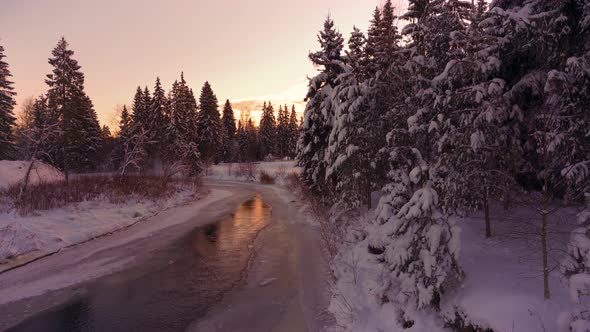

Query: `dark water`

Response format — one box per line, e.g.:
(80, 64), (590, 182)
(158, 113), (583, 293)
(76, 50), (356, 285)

(7, 196), (271, 332)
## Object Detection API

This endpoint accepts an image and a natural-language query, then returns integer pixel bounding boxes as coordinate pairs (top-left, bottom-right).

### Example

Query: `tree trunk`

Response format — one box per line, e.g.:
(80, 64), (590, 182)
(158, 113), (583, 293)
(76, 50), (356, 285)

(63, 142), (69, 183)
(541, 208), (550, 300)
(18, 158), (36, 202)
(541, 131), (551, 300)
(366, 185), (372, 209)
(484, 191), (492, 238)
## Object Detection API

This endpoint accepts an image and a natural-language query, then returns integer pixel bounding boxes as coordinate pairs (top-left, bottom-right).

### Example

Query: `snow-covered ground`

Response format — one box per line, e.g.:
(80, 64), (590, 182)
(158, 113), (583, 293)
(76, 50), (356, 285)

(328, 203), (584, 332)
(0, 160), (63, 190)
(0, 160), (206, 269)
(0, 186), (202, 268)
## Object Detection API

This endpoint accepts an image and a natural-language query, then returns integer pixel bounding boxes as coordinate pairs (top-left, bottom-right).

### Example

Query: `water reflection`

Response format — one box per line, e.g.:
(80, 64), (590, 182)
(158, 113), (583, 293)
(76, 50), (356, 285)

(7, 195), (271, 332)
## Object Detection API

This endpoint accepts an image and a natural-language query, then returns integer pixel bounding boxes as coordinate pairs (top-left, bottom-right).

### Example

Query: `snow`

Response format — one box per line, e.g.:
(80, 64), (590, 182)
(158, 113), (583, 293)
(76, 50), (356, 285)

(329, 202), (582, 331)
(0, 160), (64, 191)
(0, 185), (200, 266)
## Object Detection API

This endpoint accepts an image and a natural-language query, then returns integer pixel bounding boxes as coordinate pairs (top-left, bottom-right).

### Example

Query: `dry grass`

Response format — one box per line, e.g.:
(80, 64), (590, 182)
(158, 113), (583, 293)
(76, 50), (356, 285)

(4, 174), (201, 215)
(259, 170), (276, 184)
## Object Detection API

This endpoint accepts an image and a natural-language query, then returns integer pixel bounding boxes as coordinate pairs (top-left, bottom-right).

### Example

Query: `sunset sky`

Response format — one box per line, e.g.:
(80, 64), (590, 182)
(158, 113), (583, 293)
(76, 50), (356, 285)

(0, 0), (406, 128)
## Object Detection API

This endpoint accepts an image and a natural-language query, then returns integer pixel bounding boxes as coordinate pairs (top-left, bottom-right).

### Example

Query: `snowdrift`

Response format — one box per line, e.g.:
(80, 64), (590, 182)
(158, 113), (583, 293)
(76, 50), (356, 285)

(0, 160), (64, 191)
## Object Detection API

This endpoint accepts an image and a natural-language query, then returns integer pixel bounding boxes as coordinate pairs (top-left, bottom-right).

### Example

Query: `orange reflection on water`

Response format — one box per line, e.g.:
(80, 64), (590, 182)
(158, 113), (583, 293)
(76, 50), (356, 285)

(191, 194), (271, 257)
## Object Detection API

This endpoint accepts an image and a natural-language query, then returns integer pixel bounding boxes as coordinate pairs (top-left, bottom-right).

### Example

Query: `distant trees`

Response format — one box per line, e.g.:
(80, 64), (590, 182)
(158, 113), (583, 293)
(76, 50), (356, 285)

(116, 73), (202, 176)
(0, 44), (16, 160)
(2, 38), (300, 179)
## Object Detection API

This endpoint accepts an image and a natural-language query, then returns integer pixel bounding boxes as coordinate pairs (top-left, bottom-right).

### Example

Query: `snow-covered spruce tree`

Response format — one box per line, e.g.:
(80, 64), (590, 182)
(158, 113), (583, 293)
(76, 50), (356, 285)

(297, 15), (344, 197)
(221, 99), (236, 162)
(483, 0), (590, 300)
(367, 0), (468, 315)
(45, 38), (102, 178)
(326, 1), (405, 212)
(144, 77), (167, 164)
(196, 81), (221, 163)
(259, 101), (276, 159)
(0, 44), (17, 159)
(169, 73), (197, 145)
(287, 105), (299, 159)
(325, 25), (377, 210)
(434, 0), (520, 238)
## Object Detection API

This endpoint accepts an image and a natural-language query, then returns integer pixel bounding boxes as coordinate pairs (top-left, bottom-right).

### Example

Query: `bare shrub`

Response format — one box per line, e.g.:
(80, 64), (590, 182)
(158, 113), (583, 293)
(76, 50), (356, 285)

(202, 159), (213, 176)
(274, 164), (287, 181)
(236, 162), (259, 180)
(259, 171), (276, 184)
(226, 163), (234, 177)
(6, 174), (200, 215)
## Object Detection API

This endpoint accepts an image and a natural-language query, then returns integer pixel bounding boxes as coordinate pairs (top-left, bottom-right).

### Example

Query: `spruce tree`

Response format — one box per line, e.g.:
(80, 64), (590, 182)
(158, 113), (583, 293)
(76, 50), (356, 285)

(347, 27), (368, 79)
(276, 105), (289, 159)
(196, 81), (221, 162)
(259, 101), (277, 159)
(287, 105), (299, 159)
(221, 99), (237, 162)
(367, 0), (469, 312)
(45, 38), (101, 177)
(146, 77), (167, 161)
(298, 16), (344, 197)
(0, 44), (17, 159)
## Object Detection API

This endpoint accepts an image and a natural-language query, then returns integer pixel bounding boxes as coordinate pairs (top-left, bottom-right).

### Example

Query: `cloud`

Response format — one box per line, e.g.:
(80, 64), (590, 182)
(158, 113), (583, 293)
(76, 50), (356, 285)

(231, 80), (308, 123)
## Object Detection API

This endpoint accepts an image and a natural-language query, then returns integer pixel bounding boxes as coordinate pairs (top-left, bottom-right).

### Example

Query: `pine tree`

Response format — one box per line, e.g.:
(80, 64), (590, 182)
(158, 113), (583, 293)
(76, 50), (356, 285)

(45, 38), (101, 178)
(221, 99), (237, 162)
(196, 81), (221, 162)
(298, 16), (344, 197)
(0, 44), (17, 159)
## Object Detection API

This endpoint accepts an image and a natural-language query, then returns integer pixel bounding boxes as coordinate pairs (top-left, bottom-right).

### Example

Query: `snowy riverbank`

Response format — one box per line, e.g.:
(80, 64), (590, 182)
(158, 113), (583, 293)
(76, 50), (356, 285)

(0, 186), (203, 270)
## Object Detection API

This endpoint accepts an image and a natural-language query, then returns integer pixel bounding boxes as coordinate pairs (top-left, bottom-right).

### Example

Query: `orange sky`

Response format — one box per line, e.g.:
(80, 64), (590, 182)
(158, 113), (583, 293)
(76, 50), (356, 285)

(0, 0), (407, 128)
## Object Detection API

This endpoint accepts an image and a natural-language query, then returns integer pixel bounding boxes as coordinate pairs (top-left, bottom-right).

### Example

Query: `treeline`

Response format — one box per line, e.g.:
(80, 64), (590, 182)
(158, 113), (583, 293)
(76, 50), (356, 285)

(298, 0), (589, 318)
(0, 38), (302, 178)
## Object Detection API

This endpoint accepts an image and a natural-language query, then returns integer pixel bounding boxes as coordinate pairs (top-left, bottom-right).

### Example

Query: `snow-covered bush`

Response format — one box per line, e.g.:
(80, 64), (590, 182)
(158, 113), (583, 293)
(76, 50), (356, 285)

(560, 194), (590, 332)
(563, 194), (590, 301)
(368, 149), (462, 313)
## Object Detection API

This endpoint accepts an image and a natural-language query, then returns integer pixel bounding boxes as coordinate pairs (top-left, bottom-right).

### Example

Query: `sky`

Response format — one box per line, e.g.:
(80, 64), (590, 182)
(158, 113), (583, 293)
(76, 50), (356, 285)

(0, 0), (407, 129)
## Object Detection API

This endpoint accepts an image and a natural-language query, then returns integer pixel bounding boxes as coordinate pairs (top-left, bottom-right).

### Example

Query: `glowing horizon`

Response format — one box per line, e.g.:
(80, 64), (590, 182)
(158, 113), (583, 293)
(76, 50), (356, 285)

(0, 0), (408, 129)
